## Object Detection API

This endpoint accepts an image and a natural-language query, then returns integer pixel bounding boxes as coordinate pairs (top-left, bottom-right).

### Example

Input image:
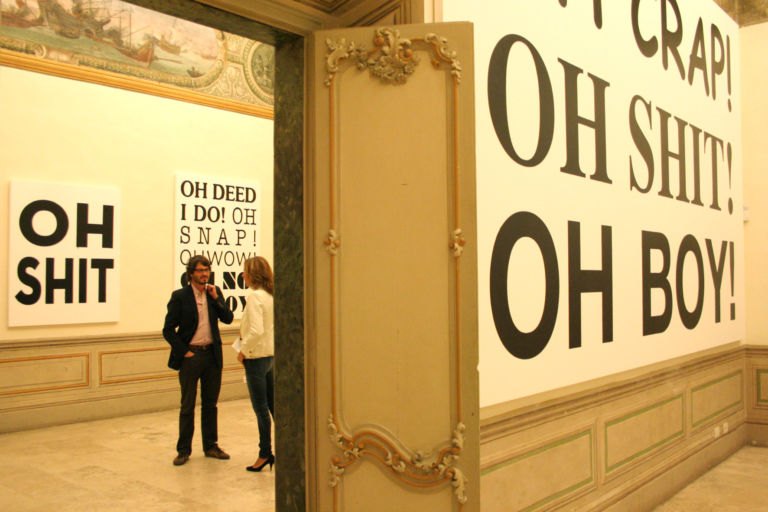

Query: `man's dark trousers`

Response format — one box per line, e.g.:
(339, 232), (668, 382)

(177, 347), (220, 455)
(163, 283), (233, 456)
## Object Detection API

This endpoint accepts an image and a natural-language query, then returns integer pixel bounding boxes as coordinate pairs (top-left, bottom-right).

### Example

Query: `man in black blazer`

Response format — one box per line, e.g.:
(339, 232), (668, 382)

(163, 255), (234, 466)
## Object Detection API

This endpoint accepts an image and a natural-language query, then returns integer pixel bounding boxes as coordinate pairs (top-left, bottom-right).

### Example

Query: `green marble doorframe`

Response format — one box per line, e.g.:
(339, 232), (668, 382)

(273, 36), (305, 512)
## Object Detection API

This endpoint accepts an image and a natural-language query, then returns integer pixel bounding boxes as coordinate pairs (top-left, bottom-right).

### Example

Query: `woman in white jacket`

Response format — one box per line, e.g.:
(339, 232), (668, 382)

(238, 256), (275, 472)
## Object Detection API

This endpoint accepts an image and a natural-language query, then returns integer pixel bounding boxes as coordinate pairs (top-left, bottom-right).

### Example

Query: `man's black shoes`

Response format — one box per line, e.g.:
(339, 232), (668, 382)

(204, 445), (230, 460)
(173, 453), (190, 466)
(173, 445), (229, 465)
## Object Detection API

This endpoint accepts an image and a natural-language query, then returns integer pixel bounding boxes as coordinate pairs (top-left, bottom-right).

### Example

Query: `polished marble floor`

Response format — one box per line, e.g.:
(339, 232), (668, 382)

(0, 399), (275, 512)
(1, 400), (765, 511)
(652, 445), (768, 512)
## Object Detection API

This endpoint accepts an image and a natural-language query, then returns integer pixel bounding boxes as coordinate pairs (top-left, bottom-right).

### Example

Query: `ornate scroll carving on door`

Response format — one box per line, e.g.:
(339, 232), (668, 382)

(322, 27), (468, 510)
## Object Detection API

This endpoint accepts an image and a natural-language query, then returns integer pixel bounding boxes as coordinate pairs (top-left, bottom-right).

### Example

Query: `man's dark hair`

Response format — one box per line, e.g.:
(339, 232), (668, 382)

(186, 255), (211, 277)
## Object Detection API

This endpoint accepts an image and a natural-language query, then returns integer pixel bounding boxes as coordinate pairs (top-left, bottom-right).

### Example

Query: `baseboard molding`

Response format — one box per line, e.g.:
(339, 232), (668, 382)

(745, 421), (768, 446)
(0, 382), (249, 433)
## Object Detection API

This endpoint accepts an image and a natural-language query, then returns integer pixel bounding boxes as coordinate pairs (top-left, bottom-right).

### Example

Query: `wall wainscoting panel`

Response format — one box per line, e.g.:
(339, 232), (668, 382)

(99, 347), (176, 385)
(481, 429), (595, 512)
(605, 395), (685, 475)
(0, 354), (90, 396)
(746, 346), (768, 445)
(759, 370), (768, 406)
(690, 371), (744, 428)
(0, 329), (247, 433)
(98, 342), (245, 385)
(480, 343), (763, 512)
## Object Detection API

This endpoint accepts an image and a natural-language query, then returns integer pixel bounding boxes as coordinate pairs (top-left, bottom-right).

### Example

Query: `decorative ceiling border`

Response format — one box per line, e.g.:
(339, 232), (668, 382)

(322, 27), (467, 510)
(0, 0), (274, 117)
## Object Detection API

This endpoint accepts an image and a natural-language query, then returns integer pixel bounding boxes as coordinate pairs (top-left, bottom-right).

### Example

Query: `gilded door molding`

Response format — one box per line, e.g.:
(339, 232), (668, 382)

(319, 26), (473, 510)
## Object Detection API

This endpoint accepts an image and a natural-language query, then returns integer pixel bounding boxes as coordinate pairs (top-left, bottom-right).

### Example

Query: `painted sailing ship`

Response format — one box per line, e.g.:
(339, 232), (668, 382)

(101, 4), (156, 66)
(187, 65), (203, 77)
(116, 35), (154, 64)
(1, 0), (43, 28)
(37, 0), (110, 39)
(158, 33), (180, 54)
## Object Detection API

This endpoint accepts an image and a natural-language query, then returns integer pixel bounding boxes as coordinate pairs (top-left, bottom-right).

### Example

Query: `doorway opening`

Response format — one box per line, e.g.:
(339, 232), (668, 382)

(123, 1), (305, 508)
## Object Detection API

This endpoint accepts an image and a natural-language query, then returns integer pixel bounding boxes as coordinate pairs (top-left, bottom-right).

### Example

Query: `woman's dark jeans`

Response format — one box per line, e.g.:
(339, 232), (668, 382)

(243, 356), (275, 458)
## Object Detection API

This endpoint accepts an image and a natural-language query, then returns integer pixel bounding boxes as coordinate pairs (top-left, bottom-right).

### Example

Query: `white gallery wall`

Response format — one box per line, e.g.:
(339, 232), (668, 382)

(740, 21), (768, 347)
(0, 65), (274, 341)
(443, 0), (745, 406)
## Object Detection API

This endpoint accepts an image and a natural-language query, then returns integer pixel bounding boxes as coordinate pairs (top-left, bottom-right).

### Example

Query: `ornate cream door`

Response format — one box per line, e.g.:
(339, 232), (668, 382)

(307, 23), (478, 512)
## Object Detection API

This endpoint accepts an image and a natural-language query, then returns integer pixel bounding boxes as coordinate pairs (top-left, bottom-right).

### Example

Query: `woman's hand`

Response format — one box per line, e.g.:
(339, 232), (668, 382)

(237, 351), (245, 363)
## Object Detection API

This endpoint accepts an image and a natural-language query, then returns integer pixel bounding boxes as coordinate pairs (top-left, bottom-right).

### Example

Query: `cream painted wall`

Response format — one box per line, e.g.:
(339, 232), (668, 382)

(741, 22), (768, 345)
(0, 66), (274, 341)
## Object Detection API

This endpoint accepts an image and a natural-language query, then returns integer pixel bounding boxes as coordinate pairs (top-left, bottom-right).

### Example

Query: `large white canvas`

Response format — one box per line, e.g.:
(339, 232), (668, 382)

(173, 172), (262, 319)
(443, 0), (744, 405)
(7, 180), (121, 326)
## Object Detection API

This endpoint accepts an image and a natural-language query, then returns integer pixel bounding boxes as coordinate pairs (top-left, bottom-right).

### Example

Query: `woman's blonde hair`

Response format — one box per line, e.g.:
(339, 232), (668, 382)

(243, 256), (274, 295)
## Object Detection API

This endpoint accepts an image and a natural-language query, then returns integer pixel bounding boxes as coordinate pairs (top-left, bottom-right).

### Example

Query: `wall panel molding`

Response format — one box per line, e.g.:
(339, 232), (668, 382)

(0, 354), (90, 396)
(604, 395), (685, 475)
(0, 329), (247, 433)
(691, 371), (744, 428)
(746, 346), (768, 436)
(757, 369), (768, 406)
(0, 328), (239, 350)
(99, 347), (174, 385)
(98, 342), (244, 385)
(481, 428), (595, 512)
(480, 344), (762, 512)
(481, 343), (744, 444)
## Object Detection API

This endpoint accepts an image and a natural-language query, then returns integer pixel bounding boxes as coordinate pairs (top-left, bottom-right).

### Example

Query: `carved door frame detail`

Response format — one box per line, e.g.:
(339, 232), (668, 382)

(322, 27), (468, 510)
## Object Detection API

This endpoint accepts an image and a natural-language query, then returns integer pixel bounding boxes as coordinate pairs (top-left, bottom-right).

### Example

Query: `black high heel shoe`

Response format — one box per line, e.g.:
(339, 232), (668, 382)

(246, 454), (275, 472)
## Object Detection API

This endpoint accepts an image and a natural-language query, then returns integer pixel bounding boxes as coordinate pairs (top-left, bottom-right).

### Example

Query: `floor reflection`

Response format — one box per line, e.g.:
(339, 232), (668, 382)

(653, 445), (768, 511)
(0, 399), (275, 511)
